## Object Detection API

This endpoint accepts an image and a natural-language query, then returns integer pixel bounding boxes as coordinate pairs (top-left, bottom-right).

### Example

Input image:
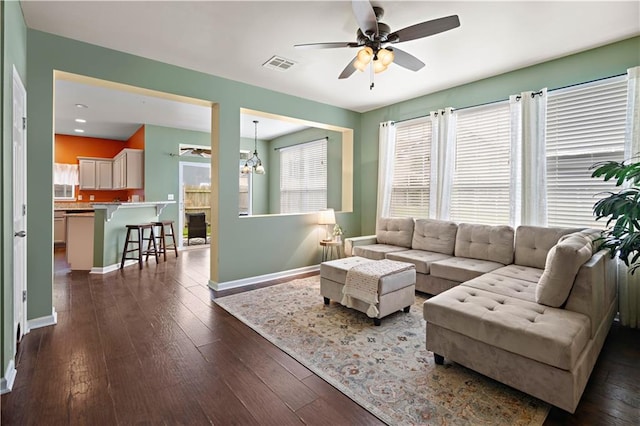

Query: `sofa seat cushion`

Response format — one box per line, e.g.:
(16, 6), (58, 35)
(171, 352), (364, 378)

(353, 244), (410, 260)
(423, 286), (591, 370)
(491, 264), (544, 283)
(386, 250), (452, 274)
(430, 257), (504, 283)
(461, 273), (537, 303)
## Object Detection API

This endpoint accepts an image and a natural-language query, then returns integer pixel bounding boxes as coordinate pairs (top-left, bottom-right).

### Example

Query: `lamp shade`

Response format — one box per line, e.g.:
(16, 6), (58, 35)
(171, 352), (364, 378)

(318, 208), (336, 225)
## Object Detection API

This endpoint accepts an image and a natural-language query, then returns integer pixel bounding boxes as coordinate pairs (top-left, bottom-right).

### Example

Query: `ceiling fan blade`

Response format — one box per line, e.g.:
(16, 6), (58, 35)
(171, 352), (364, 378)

(294, 42), (358, 49)
(338, 58), (358, 79)
(390, 48), (425, 72)
(389, 15), (460, 43)
(352, 0), (378, 39)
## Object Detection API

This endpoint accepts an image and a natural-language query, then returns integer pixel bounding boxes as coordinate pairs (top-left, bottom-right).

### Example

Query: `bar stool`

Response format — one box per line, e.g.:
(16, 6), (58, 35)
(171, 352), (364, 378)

(152, 220), (179, 261)
(120, 223), (159, 269)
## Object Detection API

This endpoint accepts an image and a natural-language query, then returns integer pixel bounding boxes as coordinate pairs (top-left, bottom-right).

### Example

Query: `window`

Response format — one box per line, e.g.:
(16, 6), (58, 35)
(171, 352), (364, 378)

(280, 138), (327, 213)
(546, 76), (627, 228)
(239, 151), (252, 215)
(389, 118), (432, 218)
(53, 163), (78, 200)
(450, 102), (511, 225)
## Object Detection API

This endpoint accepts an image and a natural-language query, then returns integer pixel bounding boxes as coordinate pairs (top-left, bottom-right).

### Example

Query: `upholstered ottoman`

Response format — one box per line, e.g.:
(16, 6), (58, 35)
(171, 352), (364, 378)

(320, 256), (416, 325)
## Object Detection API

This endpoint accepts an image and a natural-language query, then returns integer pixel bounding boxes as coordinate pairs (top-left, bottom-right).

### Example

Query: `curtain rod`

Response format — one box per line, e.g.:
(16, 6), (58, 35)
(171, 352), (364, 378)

(391, 72), (627, 125)
(274, 136), (328, 151)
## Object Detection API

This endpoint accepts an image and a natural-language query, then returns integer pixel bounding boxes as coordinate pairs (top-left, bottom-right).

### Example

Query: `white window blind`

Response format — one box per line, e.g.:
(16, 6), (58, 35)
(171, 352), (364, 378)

(546, 76), (627, 228)
(450, 102), (511, 225)
(280, 138), (327, 213)
(389, 118), (432, 218)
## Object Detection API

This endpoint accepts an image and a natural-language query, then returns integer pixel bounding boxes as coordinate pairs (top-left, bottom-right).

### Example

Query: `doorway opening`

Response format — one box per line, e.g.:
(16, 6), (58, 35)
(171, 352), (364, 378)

(179, 161), (211, 248)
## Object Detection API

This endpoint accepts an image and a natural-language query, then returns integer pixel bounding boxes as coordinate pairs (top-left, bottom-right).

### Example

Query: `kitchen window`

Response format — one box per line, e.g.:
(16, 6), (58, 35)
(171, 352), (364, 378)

(54, 163), (78, 200)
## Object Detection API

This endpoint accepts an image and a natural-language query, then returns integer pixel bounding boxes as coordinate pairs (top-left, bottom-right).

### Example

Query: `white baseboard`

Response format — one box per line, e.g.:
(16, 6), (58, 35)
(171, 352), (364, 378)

(1, 360), (17, 395)
(26, 308), (58, 332)
(90, 260), (137, 274)
(209, 264), (320, 293)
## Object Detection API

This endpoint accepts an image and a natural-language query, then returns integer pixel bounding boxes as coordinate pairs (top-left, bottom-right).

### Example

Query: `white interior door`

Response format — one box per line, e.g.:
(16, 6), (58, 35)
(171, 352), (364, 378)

(12, 67), (28, 348)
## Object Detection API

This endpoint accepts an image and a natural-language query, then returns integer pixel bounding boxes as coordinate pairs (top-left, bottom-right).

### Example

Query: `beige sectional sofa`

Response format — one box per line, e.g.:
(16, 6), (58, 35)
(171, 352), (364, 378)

(344, 218), (617, 413)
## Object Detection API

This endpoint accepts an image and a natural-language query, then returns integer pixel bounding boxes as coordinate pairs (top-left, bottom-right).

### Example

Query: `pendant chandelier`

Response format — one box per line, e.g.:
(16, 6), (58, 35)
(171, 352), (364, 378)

(242, 120), (265, 175)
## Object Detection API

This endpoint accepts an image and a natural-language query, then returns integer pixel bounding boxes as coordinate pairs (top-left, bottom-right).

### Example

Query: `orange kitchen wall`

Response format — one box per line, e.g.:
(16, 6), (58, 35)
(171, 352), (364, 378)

(55, 134), (125, 163)
(126, 125), (145, 149)
(55, 130), (145, 203)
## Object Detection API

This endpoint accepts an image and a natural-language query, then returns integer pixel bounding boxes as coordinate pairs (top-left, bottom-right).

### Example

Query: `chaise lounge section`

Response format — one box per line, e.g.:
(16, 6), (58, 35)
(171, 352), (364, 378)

(345, 218), (617, 413)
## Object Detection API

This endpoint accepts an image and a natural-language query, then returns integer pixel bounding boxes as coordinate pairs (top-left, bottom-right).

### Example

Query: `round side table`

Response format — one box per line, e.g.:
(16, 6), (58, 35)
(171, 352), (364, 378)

(320, 239), (343, 262)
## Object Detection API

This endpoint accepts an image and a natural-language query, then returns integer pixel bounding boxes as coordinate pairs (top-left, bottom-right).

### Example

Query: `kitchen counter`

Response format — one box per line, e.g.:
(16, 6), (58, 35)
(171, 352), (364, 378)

(66, 213), (95, 270)
(92, 201), (174, 222)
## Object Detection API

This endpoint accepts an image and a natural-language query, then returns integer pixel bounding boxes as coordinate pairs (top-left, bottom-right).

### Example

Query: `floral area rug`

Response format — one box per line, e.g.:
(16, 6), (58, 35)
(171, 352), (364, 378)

(214, 276), (550, 425)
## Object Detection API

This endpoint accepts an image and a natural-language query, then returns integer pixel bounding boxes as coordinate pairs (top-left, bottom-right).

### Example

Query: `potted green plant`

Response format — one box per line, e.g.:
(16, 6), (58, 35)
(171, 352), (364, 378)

(591, 158), (640, 273)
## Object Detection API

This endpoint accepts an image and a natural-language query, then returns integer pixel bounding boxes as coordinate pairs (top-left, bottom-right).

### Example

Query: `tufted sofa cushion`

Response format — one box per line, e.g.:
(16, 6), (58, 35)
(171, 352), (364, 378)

(376, 217), (415, 248)
(454, 223), (515, 265)
(536, 233), (593, 307)
(491, 264), (544, 283)
(514, 226), (581, 269)
(429, 257), (504, 282)
(411, 219), (458, 254)
(386, 250), (452, 274)
(353, 244), (410, 260)
(461, 273), (538, 303)
(424, 286), (591, 370)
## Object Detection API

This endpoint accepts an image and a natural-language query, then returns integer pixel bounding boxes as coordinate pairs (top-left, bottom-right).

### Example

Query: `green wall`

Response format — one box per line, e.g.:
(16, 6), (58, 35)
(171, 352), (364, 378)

(1, 0), (27, 387)
(358, 36), (640, 234)
(240, 136), (269, 215)
(23, 29), (361, 330)
(144, 124), (210, 225)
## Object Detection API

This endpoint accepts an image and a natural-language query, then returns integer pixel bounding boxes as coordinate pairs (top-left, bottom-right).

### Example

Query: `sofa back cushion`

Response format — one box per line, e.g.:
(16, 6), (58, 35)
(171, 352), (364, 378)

(536, 233), (593, 307)
(454, 223), (515, 264)
(412, 219), (458, 254)
(376, 217), (414, 248)
(514, 226), (582, 269)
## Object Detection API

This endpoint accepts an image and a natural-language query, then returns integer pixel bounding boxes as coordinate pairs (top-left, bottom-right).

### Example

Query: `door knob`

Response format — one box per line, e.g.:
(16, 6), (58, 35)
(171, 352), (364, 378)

(14, 230), (26, 238)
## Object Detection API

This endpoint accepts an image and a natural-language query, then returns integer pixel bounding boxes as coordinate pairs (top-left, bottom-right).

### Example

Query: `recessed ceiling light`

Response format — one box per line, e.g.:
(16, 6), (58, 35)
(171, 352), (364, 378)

(75, 118), (86, 123)
(74, 129), (85, 133)
(75, 103), (88, 108)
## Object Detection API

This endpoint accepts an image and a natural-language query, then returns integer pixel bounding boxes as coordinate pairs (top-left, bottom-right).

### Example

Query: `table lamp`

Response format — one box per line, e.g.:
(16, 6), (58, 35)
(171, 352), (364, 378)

(318, 208), (336, 241)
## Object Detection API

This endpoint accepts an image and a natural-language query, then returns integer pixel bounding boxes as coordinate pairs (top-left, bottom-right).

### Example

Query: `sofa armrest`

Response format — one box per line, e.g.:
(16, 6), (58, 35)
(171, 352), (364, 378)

(565, 249), (616, 338)
(344, 235), (377, 257)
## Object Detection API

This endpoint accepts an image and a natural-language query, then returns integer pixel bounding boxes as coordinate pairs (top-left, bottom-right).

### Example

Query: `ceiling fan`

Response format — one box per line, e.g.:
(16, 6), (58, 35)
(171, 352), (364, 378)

(294, 0), (460, 85)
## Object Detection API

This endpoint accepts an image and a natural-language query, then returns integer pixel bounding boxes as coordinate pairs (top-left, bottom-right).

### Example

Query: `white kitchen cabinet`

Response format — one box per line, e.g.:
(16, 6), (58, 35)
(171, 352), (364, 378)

(78, 159), (96, 189)
(96, 160), (113, 189)
(54, 211), (66, 244)
(113, 149), (143, 189)
(78, 158), (113, 189)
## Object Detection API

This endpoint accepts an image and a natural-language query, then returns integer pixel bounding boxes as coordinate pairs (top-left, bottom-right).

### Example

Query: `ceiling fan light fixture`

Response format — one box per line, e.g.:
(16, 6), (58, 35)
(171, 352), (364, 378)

(373, 59), (388, 74)
(378, 48), (394, 66)
(357, 46), (373, 63)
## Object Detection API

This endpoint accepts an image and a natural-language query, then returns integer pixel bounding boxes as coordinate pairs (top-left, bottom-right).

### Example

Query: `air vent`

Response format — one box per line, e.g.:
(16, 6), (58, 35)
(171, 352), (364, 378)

(263, 56), (296, 72)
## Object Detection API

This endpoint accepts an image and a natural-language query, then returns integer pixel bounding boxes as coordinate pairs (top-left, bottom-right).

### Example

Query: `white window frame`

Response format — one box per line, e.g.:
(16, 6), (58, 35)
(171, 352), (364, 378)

(279, 138), (328, 214)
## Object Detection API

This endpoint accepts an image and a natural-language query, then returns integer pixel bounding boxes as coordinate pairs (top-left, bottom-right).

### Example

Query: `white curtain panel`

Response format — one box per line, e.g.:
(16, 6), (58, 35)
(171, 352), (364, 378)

(429, 108), (457, 219)
(619, 66), (640, 328)
(509, 89), (548, 226)
(376, 121), (396, 226)
(53, 163), (78, 185)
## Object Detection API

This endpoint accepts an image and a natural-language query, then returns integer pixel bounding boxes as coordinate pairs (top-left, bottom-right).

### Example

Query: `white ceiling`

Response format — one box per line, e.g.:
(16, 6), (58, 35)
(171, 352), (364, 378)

(22, 1), (640, 139)
(54, 78), (308, 140)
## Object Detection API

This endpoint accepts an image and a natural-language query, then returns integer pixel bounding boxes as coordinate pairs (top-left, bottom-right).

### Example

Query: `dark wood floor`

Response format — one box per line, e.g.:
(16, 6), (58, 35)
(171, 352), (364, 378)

(1, 247), (638, 425)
